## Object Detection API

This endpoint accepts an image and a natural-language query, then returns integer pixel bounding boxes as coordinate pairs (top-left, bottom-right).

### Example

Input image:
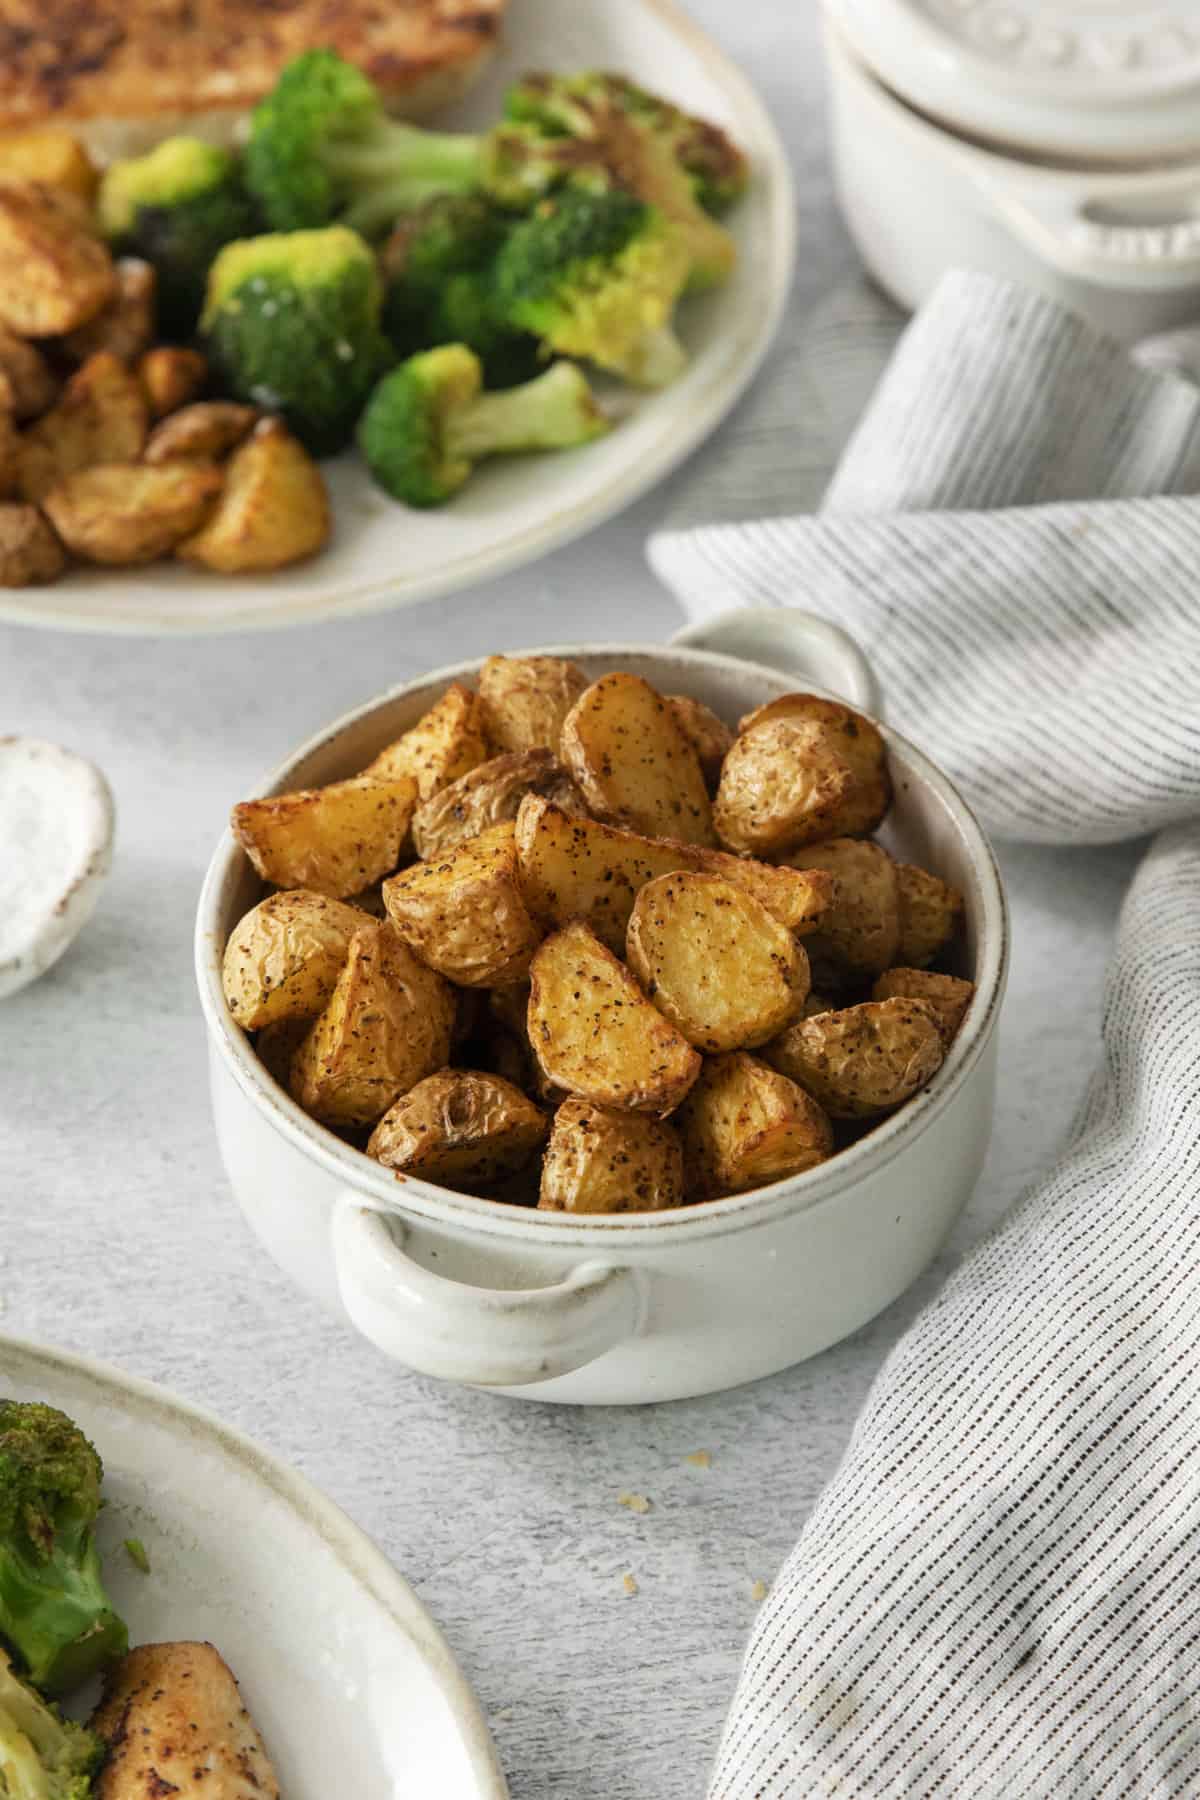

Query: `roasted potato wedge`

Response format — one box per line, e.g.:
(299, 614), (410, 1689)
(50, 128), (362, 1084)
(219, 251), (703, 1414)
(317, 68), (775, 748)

(222, 889), (366, 1030)
(232, 774), (417, 899)
(626, 872), (810, 1053)
(562, 672), (714, 844)
(527, 921), (700, 1115)
(539, 1097), (685, 1213)
(872, 968), (975, 1047)
(676, 1052), (834, 1198)
(667, 693), (733, 789)
(144, 401), (258, 465)
(0, 129), (98, 204)
(764, 997), (944, 1119)
(412, 748), (582, 861)
(138, 345), (208, 418)
(478, 652), (588, 754)
(18, 351), (147, 503)
(0, 501), (66, 585)
(368, 1070), (548, 1187)
(60, 256), (155, 365)
(713, 718), (856, 857)
(383, 821), (543, 987)
(896, 861), (965, 968)
(0, 324), (56, 420)
(366, 682), (490, 800)
(786, 838), (901, 981)
(177, 418), (330, 572)
(290, 923), (456, 1127)
(0, 180), (114, 335)
(43, 459), (222, 564)
(737, 693), (890, 838)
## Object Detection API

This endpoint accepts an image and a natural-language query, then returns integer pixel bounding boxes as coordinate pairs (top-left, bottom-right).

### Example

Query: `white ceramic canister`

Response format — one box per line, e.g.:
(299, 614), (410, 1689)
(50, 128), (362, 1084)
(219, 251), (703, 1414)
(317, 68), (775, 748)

(823, 0), (1200, 339)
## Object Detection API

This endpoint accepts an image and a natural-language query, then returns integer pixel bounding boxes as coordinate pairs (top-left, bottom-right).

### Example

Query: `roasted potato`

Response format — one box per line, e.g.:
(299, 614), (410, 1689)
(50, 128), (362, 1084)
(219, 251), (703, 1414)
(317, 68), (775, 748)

(626, 872), (810, 1053)
(290, 923), (455, 1127)
(562, 672), (714, 844)
(737, 693), (890, 839)
(411, 748), (582, 861)
(0, 324), (56, 420)
(527, 921), (700, 1115)
(222, 889), (366, 1030)
(383, 821), (543, 987)
(713, 718), (856, 857)
(478, 652), (588, 754)
(0, 128), (98, 204)
(144, 401), (259, 465)
(896, 861), (965, 967)
(18, 351), (147, 503)
(366, 682), (490, 799)
(232, 774), (417, 899)
(764, 997), (944, 1119)
(539, 1098), (685, 1213)
(177, 418), (330, 573)
(666, 693), (733, 789)
(138, 345), (208, 418)
(60, 257), (155, 365)
(368, 1070), (548, 1187)
(0, 501), (66, 585)
(0, 180), (114, 335)
(872, 968), (975, 1047)
(676, 1052), (834, 1198)
(786, 837), (901, 981)
(43, 459), (222, 564)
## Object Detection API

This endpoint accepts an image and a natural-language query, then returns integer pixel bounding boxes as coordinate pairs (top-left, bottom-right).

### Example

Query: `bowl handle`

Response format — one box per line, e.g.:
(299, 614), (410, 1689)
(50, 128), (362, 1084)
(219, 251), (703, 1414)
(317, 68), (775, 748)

(671, 605), (880, 714)
(331, 1200), (645, 1387)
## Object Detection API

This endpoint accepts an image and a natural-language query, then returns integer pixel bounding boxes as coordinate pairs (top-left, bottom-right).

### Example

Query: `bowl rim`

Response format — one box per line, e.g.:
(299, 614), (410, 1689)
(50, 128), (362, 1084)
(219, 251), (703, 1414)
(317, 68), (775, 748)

(195, 641), (1010, 1246)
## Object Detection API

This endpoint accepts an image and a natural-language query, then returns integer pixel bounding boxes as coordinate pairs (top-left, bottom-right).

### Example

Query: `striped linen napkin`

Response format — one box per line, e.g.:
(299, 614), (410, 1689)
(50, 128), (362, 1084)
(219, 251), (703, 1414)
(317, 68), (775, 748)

(649, 270), (1200, 1797)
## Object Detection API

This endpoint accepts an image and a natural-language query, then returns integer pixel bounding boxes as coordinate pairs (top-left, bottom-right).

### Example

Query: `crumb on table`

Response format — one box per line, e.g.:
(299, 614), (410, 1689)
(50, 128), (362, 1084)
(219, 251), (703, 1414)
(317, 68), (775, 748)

(618, 1491), (652, 1514)
(685, 1450), (712, 1467)
(623, 1572), (639, 1597)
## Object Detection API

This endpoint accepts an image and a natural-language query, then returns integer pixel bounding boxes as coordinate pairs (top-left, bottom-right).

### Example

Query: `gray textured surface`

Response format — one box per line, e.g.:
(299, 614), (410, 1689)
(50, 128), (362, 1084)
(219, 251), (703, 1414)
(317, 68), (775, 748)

(0, 6), (1143, 1796)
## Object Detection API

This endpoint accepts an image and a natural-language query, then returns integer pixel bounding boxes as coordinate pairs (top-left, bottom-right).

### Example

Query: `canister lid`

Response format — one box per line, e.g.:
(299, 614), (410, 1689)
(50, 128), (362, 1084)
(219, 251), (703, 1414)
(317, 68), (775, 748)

(826, 0), (1200, 164)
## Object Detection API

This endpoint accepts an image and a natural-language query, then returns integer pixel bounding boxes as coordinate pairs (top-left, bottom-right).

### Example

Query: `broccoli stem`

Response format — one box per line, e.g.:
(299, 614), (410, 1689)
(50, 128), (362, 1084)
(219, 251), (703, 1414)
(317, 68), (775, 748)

(620, 323), (687, 390)
(325, 122), (484, 234)
(445, 361), (606, 458)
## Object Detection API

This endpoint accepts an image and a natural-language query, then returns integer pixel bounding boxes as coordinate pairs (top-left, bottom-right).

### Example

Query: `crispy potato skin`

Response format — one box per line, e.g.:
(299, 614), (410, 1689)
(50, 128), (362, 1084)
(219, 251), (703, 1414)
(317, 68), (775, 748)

(0, 322), (56, 419)
(43, 458), (222, 563)
(562, 672), (714, 845)
(144, 401), (258, 465)
(737, 693), (891, 839)
(764, 997), (944, 1119)
(527, 921), (700, 1116)
(222, 889), (365, 1030)
(896, 861), (965, 968)
(0, 500), (66, 583)
(676, 1052), (834, 1198)
(411, 748), (578, 862)
(383, 821), (544, 987)
(366, 683), (490, 800)
(479, 653), (588, 754)
(232, 774), (416, 899)
(786, 837), (901, 982)
(538, 1097), (684, 1213)
(137, 345), (208, 418)
(177, 417), (330, 572)
(666, 693), (732, 789)
(713, 718), (855, 857)
(0, 128), (98, 203)
(0, 179), (114, 334)
(368, 1069), (548, 1187)
(92, 1639), (280, 1800)
(18, 350), (147, 503)
(60, 255), (155, 364)
(290, 923), (456, 1127)
(626, 872), (810, 1053)
(872, 967), (975, 1047)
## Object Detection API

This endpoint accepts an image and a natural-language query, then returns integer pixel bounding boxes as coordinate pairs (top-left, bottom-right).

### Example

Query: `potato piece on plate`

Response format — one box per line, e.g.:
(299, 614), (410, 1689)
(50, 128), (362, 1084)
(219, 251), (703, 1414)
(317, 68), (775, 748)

(0, 324), (56, 421)
(0, 180), (114, 335)
(527, 921), (700, 1116)
(666, 693), (732, 788)
(786, 838), (901, 981)
(366, 682), (490, 800)
(0, 129), (98, 204)
(43, 459), (222, 564)
(713, 718), (855, 857)
(368, 1070), (548, 1187)
(383, 821), (543, 987)
(290, 923), (455, 1127)
(412, 748), (580, 861)
(60, 257), (156, 365)
(562, 672), (714, 844)
(138, 345), (208, 418)
(763, 997), (944, 1119)
(539, 1098), (685, 1214)
(626, 872), (810, 1053)
(896, 861), (965, 968)
(176, 418), (330, 573)
(737, 693), (890, 838)
(479, 652), (588, 754)
(18, 351), (147, 503)
(232, 774), (416, 899)
(676, 1052), (834, 1199)
(872, 968), (975, 1047)
(222, 889), (366, 1030)
(144, 401), (258, 465)
(0, 501), (66, 585)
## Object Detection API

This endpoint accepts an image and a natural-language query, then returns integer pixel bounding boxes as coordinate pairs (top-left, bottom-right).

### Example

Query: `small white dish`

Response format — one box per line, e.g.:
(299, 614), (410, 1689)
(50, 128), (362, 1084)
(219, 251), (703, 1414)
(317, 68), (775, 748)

(0, 1333), (509, 1800)
(0, 737), (114, 998)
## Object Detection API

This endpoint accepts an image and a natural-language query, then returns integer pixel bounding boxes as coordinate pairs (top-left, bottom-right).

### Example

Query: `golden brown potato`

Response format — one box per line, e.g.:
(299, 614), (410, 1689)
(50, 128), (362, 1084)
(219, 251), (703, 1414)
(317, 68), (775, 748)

(93, 1640), (280, 1800)
(60, 256), (155, 364)
(232, 774), (417, 899)
(786, 838), (901, 981)
(538, 1098), (684, 1213)
(0, 323), (56, 420)
(0, 129), (98, 204)
(666, 693), (732, 788)
(478, 652), (588, 754)
(144, 400), (259, 465)
(366, 682), (490, 800)
(0, 501), (66, 584)
(896, 861), (965, 968)
(676, 1052), (834, 1198)
(176, 418), (330, 572)
(368, 1070), (548, 1187)
(737, 693), (890, 839)
(872, 968), (975, 1047)
(222, 889), (366, 1030)
(43, 459), (222, 564)
(411, 748), (580, 861)
(18, 351), (147, 503)
(290, 923), (456, 1127)
(0, 180), (114, 335)
(137, 345), (208, 418)
(626, 872), (810, 1053)
(527, 921), (700, 1115)
(713, 718), (855, 857)
(763, 997), (944, 1119)
(562, 672), (714, 844)
(383, 821), (543, 987)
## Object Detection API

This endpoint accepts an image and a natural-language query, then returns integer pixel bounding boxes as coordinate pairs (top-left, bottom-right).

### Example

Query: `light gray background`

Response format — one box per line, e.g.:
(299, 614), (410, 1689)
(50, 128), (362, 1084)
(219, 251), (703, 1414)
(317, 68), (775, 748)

(0, 5), (1144, 1795)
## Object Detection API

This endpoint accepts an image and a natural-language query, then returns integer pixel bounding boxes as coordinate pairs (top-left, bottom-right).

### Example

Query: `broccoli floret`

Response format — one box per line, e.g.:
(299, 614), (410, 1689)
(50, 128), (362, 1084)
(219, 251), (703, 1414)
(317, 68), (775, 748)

(97, 137), (258, 337)
(0, 1650), (103, 1798)
(202, 225), (393, 454)
(358, 344), (609, 508)
(0, 1402), (127, 1699)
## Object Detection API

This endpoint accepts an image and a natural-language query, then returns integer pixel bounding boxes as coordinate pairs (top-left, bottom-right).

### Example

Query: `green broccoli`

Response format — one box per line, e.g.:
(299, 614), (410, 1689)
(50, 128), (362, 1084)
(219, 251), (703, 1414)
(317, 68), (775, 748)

(0, 1651), (104, 1799)
(202, 225), (393, 454)
(358, 344), (609, 508)
(0, 1402), (127, 1699)
(97, 137), (258, 337)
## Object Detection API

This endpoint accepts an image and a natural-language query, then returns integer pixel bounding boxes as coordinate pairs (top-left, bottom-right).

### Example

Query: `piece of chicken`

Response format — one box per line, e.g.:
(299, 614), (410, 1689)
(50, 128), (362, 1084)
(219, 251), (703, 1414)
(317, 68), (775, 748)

(91, 1640), (281, 1799)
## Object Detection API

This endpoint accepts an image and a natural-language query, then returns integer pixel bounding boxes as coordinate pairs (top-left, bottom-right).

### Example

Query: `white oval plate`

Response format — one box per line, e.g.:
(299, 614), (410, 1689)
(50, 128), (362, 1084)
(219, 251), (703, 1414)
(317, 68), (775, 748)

(0, 1334), (509, 1800)
(1, 0), (793, 636)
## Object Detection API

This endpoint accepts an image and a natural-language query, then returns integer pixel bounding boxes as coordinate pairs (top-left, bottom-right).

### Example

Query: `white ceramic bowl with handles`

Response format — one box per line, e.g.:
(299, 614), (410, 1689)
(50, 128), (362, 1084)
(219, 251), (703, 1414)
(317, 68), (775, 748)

(195, 608), (1008, 1404)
